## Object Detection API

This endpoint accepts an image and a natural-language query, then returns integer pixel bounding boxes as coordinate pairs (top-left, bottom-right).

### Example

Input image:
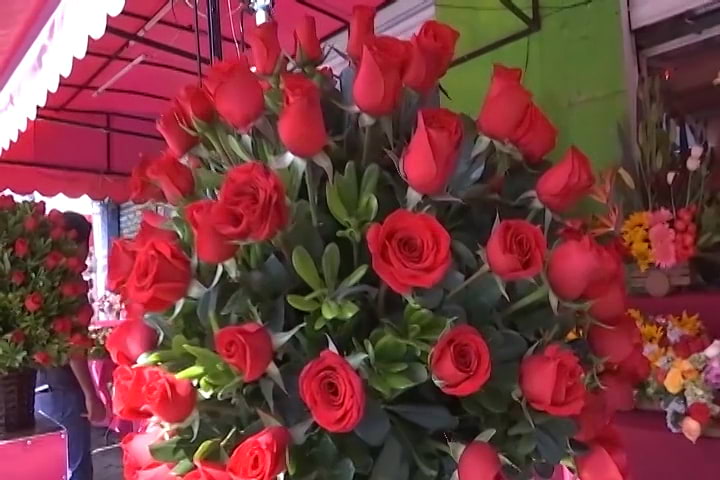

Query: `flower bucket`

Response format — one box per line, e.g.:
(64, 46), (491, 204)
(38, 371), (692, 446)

(0, 369), (37, 434)
(628, 262), (692, 297)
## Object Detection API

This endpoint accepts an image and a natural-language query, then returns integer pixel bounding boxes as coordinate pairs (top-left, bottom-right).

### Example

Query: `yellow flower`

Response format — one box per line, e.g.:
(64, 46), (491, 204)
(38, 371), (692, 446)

(672, 311), (703, 336)
(639, 322), (664, 345)
(624, 211), (650, 230)
(664, 359), (699, 393)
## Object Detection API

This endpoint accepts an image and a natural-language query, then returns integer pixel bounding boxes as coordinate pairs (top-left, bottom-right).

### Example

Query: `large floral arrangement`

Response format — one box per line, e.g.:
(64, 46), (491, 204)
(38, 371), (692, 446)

(108, 8), (643, 480)
(0, 197), (94, 372)
(631, 309), (720, 441)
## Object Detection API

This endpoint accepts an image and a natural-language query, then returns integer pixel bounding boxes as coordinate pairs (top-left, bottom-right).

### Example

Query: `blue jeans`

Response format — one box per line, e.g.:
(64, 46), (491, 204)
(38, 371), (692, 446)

(35, 389), (93, 480)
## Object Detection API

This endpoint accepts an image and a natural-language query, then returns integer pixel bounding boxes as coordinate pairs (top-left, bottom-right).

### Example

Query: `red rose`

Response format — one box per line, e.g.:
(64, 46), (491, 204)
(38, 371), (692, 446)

(206, 57), (265, 131)
(294, 16), (322, 63)
(48, 209), (65, 227)
(130, 154), (165, 204)
(520, 343), (586, 416)
(145, 152), (195, 205)
(537, 146), (595, 212)
(367, 209), (451, 294)
(34, 201), (46, 216)
(10, 270), (25, 286)
(217, 163), (288, 242)
(588, 315), (640, 364)
(10, 329), (26, 344)
(122, 428), (176, 480)
(70, 333), (93, 349)
(14, 238), (29, 257)
(61, 280), (87, 298)
(185, 461), (230, 480)
(125, 237), (191, 312)
(510, 103), (557, 163)
(688, 403), (711, 427)
(402, 108), (463, 195)
(0, 195), (15, 208)
(476, 65), (531, 141)
(157, 103), (198, 158)
(576, 426), (630, 480)
(186, 200), (237, 264)
(486, 219), (546, 281)
(248, 21), (281, 75)
(113, 366), (153, 420)
(299, 350), (366, 432)
(227, 426), (290, 480)
(574, 391), (612, 443)
(143, 367), (197, 423)
(66, 256), (86, 274)
(598, 372), (635, 412)
(176, 84), (214, 124)
(50, 227), (65, 240)
(24, 292), (43, 313)
(353, 36), (409, 116)
(45, 250), (64, 270)
(75, 302), (94, 327)
(278, 73), (328, 158)
(106, 320), (158, 366)
(347, 5), (376, 64)
(614, 348), (650, 384)
(135, 212), (179, 245)
(430, 325), (492, 396)
(34, 351), (52, 366)
(457, 442), (503, 480)
(24, 216), (39, 232)
(52, 316), (73, 335)
(587, 276), (627, 323)
(215, 323), (273, 382)
(403, 21), (459, 93)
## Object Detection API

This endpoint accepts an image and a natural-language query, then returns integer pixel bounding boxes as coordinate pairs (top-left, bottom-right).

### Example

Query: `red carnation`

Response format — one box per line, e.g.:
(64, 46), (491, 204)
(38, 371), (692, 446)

(10, 271), (25, 286)
(14, 238), (29, 258)
(52, 316), (73, 335)
(34, 351), (52, 366)
(23, 216), (39, 232)
(24, 292), (43, 313)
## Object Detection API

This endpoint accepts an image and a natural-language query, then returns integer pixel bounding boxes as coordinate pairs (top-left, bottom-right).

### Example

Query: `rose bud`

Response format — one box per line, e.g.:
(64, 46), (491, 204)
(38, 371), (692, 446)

(52, 316), (73, 335)
(536, 146), (595, 212)
(430, 325), (492, 396)
(129, 154), (166, 204)
(106, 319), (158, 366)
(477, 64), (532, 142)
(228, 427), (290, 480)
(486, 219), (546, 281)
(520, 343), (586, 416)
(66, 256), (87, 274)
(215, 323), (273, 382)
(403, 21), (459, 93)
(402, 108), (463, 195)
(50, 227), (65, 240)
(217, 163), (289, 242)
(0, 195), (15, 209)
(248, 21), (281, 75)
(367, 209), (451, 294)
(299, 350), (365, 432)
(24, 292), (43, 313)
(145, 151), (195, 205)
(278, 73), (328, 158)
(205, 57), (265, 132)
(10, 270), (25, 286)
(10, 330), (26, 344)
(45, 250), (65, 270)
(23, 215), (39, 232)
(143, 367), (197, 423)
(34, 351), (52, 366)
(294, 15), (322, 63)
(14, 238), (29, 257)
(588, 316), (640, 364)
(124, 237), (191, 312)
(510, 102), (558, 163)
(186, 200), (237, 264)
(457, 441), (503, 480)
(353, 36), (409, 117)
(347, 5), (376, 64)
(157, 103), (198, 158)
(176, 84), (214, 124)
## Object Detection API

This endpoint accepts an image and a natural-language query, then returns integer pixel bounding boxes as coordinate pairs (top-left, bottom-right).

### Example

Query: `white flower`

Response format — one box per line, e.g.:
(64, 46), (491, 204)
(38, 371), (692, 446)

(690, 145), (704, 159)
(686, 156), (701, 172)
(667, 171), (678, 185)
(704, 340), (720, 359)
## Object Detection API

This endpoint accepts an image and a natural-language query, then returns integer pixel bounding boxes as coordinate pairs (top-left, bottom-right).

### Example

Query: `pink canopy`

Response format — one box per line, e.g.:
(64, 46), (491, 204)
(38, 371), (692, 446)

(0, 0), (393, 202)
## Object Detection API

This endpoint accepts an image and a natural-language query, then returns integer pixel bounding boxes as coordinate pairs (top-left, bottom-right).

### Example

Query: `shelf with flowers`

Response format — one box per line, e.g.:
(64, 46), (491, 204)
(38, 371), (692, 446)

(0, 197), (93, 433)
(630, 308), (720, 441)
(621, 78), (712, 296)
(106, 7), (644, 480)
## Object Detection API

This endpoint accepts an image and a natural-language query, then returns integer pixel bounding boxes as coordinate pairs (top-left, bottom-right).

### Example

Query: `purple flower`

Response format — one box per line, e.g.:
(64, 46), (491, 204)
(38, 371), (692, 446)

(703, 356), (720, 389)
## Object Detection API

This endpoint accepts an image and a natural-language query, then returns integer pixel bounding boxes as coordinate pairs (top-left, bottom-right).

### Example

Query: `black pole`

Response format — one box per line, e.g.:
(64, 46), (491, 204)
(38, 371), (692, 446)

(192, 0), (203, 82)
(206, 0), (223, 62)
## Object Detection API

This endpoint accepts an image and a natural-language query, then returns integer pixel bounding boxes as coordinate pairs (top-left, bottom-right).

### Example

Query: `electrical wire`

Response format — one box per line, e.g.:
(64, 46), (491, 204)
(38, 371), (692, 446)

(227, 0), (242, 58)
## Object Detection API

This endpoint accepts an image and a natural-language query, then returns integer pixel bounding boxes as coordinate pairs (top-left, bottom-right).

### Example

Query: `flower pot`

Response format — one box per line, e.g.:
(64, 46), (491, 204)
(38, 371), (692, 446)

(0, 369), (37, 433)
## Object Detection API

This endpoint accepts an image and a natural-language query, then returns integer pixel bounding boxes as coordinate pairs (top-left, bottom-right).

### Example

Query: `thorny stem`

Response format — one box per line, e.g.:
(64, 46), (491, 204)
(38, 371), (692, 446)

(448, 264), (491, 299)
(305, 165), (319, 227)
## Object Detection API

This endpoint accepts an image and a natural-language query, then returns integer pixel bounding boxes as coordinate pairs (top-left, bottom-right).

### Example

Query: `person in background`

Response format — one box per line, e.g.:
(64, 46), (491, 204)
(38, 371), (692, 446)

(35, 212), (106, 480)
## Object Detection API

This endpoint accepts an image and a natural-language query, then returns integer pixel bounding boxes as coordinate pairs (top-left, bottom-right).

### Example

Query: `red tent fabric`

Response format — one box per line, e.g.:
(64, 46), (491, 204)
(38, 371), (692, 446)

(0, 0), (394, 202)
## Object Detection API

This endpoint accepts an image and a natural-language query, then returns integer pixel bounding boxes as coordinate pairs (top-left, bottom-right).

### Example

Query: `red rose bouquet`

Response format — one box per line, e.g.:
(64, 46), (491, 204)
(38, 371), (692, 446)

(0, 198), (92, 372)
(110, 10), (641, 480)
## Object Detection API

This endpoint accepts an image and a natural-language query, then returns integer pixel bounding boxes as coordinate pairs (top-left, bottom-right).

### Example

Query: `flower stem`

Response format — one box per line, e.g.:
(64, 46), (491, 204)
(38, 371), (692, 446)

(502, 283), (550, 318)
(305, 164), (319, 227)
(361, 124), (372, 167)
(448, 264), (491, 299)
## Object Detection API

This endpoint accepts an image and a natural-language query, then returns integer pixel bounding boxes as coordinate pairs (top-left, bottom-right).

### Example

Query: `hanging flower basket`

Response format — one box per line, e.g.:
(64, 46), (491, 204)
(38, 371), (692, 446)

(0, 369), (37, 434)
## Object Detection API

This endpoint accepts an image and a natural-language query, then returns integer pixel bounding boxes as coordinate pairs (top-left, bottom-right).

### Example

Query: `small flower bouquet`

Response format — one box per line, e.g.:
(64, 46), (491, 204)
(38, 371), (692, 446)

(631, 309), (720, 441)
(0, 197), (94, 372)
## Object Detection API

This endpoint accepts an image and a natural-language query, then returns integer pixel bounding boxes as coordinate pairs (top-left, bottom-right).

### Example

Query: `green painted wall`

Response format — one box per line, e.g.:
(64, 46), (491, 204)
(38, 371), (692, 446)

(438, 0), (627, 169)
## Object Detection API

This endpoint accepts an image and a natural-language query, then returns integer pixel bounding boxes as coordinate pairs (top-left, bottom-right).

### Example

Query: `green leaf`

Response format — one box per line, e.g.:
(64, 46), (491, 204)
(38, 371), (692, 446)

(334, 434), (373, 475)
(387, 404), (458, 432)
(226, 134), (252, 161)
(354, 397), (391, 446)
(287, 294), (320, 312)
(384, 373), (417, 390)
(338, 301), (360, 320)
(322, 243), (341, 290)
(321, 300), (341, 320)
(508, 419), (535, 436)
(328, 458), (356, 480)
(150, 437), (194, 463)
(172, 459), (195, 475)
(360, 164), (380, 198)
(292, 246), (325, 290)
(370, 434), (407, 480)
(516, 434), (537, 456)
(326, 182), (351, 224)
(193, 439), (220, 462)
(338, 162), (359, 212)
(475, 388), (510, 413)
(535, 428), (565, 466)
(339, 265), (368, 289)
(357, 194), (379, 223)
(404, 363), (428, 384)
(373, 335), (407, 363)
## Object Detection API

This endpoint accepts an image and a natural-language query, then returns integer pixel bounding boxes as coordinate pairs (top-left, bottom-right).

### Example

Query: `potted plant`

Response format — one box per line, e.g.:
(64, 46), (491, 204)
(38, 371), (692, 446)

(0, 198), (92, 433)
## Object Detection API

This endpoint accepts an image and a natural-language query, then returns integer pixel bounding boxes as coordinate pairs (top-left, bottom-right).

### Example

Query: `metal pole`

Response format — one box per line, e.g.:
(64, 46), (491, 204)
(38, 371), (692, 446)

(193, 0), (203, 81)
(206, 0), (223, 61)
